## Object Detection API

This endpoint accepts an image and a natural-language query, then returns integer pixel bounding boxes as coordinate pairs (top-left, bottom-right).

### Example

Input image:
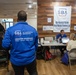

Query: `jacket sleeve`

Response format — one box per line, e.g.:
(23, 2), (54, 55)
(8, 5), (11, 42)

(67, 41), (71, 51)
(65, 34), (67, 37)
(56, 34), (59, 40)
(56, 34), (60, 41)
(2, 29), (11, 49)
(35, 32), (38, 51)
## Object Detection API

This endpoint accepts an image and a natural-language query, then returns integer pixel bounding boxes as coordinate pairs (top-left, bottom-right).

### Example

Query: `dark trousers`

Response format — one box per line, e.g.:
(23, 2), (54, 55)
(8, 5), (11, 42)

(51, 46), (66, 55)
(59, 46), (66, 55)
(12, 60), (38, 75)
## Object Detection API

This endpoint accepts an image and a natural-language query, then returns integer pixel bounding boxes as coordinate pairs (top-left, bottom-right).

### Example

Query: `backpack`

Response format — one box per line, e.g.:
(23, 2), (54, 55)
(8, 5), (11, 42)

(61, 52), (69, 65)
(45, 50), (53, 60)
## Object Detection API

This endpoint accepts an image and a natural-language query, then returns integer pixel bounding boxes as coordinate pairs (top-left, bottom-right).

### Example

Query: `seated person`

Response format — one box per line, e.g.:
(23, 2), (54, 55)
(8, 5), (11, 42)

(67, 33), (76, 57)
(56, 30), (67, 56)
(56, 30), (67, 43)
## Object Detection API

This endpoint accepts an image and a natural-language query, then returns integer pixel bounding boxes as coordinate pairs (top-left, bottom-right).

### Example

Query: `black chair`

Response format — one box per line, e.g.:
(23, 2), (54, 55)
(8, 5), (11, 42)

(0, 37), (9, 72)
(36, 45), (44, 60)
(0, 50), (9, 71)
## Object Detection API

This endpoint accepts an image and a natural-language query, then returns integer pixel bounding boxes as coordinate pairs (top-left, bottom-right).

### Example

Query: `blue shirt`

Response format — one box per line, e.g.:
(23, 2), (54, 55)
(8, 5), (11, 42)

(2, 22), (38, 66)
(56, 33), (67, 42)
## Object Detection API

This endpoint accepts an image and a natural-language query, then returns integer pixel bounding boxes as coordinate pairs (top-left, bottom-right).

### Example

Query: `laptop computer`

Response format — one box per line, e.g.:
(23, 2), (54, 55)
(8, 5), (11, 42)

(62, 37), (69, 44)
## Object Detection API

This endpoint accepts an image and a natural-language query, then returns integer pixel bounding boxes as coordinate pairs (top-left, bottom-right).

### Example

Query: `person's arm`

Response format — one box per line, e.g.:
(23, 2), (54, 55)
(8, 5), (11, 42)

(2, 29), (11, 49)
(56, 34), (58, 40)
(66, 41), (71, 51)
(34, 32), (38, 50)
(64, 34), (67, 37)
(56, 34), (61, 42)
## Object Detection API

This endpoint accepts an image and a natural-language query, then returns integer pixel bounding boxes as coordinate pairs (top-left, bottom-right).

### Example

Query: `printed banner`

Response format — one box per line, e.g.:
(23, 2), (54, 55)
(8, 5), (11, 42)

(53, 6), (71, 32)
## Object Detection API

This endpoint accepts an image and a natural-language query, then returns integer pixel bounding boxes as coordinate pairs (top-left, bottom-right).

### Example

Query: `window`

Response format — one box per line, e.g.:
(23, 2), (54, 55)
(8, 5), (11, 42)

(2, 18), (13, 30)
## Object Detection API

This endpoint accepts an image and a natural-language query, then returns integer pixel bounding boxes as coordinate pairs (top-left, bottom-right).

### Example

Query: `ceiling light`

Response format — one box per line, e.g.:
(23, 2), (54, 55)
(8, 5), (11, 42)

(29, 5), (32, 8)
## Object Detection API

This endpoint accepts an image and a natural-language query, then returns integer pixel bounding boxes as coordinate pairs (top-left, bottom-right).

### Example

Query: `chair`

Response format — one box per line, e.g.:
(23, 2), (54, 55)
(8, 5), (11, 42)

(0, 37), (9, 72)
(68, 48), (76, 70)
(0, 50), (9, 71)
(45, 37), (59, 55)
(36, 45), (44, 60)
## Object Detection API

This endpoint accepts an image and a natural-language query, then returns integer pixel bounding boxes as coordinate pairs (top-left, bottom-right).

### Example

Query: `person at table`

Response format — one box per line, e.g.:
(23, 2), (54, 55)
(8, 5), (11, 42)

(56, 30), (67, 56)
(67, 33), (76, 57)
(56, 30), (67, 43)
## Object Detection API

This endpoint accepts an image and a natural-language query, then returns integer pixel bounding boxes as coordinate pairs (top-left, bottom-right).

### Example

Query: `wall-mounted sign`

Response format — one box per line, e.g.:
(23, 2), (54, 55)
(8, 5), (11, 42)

(53, 6), (72, 32)
(47, 18), (52, 23)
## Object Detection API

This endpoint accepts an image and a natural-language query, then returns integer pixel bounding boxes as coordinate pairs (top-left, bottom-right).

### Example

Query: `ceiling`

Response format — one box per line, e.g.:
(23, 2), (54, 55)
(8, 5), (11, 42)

(0, 0), (37, 18)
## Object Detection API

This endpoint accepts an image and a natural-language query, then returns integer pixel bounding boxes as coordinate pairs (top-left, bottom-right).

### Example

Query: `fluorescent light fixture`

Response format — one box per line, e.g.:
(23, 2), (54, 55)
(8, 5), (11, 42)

(33, 2), (37, 5)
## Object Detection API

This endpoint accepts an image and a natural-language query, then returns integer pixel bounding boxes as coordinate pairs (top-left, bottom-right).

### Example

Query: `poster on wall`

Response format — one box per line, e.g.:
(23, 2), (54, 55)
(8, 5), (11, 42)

(43, 26), (53, 31)
(53, 6), (72, 32)
(47, 18), (52, 23)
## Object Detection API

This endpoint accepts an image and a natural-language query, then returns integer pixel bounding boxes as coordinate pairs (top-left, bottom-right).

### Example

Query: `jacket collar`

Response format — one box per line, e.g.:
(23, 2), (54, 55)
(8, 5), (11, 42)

(17, 21), (28, 25)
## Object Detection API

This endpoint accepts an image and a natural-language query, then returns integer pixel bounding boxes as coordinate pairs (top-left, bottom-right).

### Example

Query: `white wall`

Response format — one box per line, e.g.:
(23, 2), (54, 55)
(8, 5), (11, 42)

(0, 18), (37, 30)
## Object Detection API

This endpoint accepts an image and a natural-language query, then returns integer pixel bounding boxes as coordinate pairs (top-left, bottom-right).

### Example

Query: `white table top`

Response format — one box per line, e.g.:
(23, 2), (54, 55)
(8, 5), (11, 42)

(41, 41), (66, 46)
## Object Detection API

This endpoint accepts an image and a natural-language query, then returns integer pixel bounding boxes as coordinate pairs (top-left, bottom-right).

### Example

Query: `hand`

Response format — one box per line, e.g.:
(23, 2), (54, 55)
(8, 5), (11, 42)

(58, 37), (61, 39)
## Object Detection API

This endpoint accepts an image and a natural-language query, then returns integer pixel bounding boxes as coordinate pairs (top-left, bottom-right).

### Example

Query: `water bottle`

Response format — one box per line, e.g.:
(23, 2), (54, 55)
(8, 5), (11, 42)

(40, 38), (44, 44)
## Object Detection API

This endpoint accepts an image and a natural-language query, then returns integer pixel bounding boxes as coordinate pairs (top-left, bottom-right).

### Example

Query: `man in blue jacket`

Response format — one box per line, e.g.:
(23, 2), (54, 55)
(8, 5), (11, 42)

(2, 10), (38, 75)
(56, 30), (67, 56)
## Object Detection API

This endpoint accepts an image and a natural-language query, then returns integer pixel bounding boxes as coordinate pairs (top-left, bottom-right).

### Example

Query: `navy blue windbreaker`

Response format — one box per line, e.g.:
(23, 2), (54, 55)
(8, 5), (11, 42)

(2, 22), (38, 66)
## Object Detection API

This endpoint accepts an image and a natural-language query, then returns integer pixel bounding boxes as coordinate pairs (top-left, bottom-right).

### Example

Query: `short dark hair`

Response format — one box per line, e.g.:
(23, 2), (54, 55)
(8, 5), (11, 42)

(17, 10), (27, 21)
(60, 30), (64, 32)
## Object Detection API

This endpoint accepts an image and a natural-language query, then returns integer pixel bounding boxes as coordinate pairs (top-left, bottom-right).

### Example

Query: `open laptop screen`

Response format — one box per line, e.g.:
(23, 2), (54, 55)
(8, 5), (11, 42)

(62, 37), (69, 44)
